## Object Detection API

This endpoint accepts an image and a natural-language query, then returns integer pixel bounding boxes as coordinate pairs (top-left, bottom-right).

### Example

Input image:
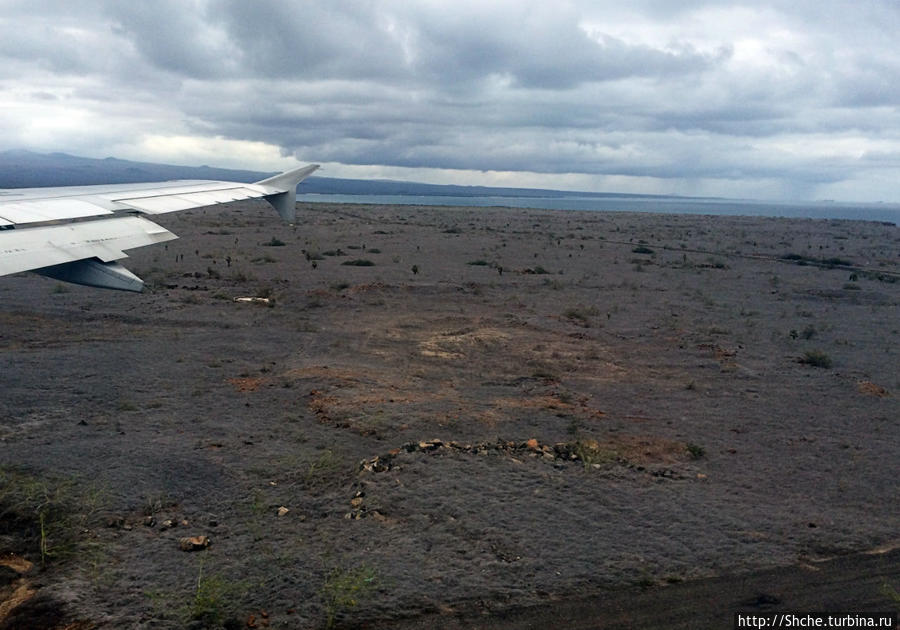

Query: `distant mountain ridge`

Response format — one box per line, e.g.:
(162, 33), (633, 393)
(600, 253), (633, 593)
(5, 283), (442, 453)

(0, 149), (695, 200)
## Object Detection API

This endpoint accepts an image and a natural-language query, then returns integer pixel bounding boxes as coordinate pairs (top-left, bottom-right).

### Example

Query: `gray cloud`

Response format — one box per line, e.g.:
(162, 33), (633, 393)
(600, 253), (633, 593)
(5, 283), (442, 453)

(1, 0), (899, 200)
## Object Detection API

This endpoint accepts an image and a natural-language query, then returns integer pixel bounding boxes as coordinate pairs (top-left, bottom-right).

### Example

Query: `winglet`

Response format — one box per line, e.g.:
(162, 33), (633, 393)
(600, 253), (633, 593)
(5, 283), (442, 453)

(255, 164), (319, 222)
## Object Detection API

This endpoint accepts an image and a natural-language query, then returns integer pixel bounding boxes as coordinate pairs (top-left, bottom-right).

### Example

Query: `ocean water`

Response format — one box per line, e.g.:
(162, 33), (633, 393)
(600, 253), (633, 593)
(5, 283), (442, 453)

(297, 193), (900, 224)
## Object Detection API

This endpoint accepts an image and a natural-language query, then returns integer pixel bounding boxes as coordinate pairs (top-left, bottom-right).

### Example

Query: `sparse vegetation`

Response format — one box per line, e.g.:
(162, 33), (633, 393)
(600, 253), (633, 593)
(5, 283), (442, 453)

(263, 236), (286, 246)
(882, 581), (900, 604)
(799, 349), (833, 368)
(7, 198), (898, 626)
(0, 467), (105, 565)
(185, 564), (247, 627)
(572, 438), (618, 470)
(341, 259), (376, 266)
(781, 253), (853, 267)
(686, 443), (706, 459)
(321, 565), (378, 629)
(563, 306), (599, 326)
(305, 449), (351, 487)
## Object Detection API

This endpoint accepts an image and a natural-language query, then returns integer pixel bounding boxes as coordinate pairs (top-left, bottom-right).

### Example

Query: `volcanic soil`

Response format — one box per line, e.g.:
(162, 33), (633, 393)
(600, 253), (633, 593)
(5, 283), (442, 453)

(1, 201), (898, 629)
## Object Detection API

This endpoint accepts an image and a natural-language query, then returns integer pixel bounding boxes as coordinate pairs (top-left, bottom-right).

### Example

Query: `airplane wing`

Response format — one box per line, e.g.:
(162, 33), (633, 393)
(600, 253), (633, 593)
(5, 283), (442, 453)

(0, 164), (318, 292)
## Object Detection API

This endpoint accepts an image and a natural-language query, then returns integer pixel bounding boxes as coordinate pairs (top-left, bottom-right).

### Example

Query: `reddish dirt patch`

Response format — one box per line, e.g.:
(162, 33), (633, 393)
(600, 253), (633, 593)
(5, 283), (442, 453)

(857, 381), (890, 397)
(226, 376), (268, 392)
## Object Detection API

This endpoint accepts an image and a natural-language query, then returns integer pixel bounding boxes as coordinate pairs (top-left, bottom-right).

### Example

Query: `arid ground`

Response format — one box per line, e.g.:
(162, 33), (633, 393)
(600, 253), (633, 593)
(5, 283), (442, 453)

(1, 201), (898, 629)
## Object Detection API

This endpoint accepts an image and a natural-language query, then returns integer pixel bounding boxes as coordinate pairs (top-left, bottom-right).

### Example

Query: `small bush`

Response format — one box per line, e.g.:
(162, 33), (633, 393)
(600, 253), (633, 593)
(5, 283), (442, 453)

(262, 237), (286, 247)
(632, 246), (654, 255)
(563, 306), (599, 326)
(572, 439), (618, 470)
(305, 450), (351, 487)
(321, 565), (378, 629)
(341, 259), (375, 267)
(799, 350), (833, 368)
(0, 467), (105, 565)
(188, 570), (246, 627)
(686, 443), (706, 459)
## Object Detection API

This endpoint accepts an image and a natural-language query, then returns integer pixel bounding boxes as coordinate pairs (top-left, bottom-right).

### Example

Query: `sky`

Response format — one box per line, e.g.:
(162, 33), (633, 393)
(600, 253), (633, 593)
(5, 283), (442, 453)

(1, 1), (899, 202)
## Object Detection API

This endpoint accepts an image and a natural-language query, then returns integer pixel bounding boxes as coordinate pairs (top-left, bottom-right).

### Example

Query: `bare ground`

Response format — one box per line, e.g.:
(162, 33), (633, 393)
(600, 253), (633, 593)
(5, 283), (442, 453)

(0, 201), (898, 629)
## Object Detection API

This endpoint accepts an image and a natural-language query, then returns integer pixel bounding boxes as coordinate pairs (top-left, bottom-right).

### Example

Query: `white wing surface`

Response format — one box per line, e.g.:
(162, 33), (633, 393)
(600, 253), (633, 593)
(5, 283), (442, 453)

(0, 164), (318, 291)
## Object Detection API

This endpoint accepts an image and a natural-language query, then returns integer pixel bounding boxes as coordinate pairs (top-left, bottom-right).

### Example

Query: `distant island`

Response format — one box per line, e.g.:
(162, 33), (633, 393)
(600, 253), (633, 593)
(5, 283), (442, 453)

(0, 149), (702, 201)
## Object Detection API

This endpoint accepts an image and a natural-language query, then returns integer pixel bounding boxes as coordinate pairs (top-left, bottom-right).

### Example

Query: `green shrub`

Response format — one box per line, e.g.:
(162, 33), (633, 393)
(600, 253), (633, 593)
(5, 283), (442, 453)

(0, 467), (105, 565)
(321, 565), (378, 629)
(686, 443), (706, 459)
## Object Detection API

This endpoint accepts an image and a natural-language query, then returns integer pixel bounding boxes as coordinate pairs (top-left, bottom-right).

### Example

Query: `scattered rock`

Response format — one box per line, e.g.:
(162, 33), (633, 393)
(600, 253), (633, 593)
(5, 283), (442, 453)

(277, 506), (289, 517)
(160, 519), (176, 530)
(143, 516), (156, 528)
(359, 437), (698, 484)
(178, 536), (210, 552)
(105, 516), (125, 529)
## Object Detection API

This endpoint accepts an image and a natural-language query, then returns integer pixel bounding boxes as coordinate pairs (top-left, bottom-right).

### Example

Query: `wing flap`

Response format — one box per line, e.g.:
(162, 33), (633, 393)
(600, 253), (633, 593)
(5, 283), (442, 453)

(0, 198), (114, 225)
(0, 216), (176, 277)
(114, 185), (266, 214)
